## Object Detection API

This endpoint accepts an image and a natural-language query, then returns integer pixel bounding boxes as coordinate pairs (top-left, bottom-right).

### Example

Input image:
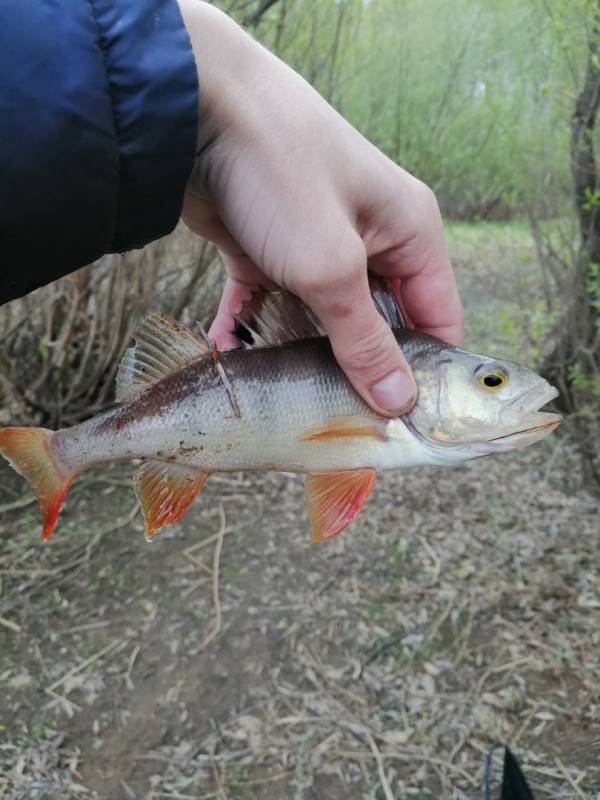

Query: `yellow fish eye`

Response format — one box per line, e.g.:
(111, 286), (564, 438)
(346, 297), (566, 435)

(479, 371), (507, 390)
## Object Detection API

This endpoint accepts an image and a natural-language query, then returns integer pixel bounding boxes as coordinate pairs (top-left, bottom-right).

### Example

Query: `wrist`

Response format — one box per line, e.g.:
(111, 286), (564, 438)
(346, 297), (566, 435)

(177, 1), (270, 139)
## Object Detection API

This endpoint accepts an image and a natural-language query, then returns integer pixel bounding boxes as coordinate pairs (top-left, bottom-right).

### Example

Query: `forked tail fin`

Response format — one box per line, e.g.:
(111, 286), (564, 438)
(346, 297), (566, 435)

(0, 428), (76, 540)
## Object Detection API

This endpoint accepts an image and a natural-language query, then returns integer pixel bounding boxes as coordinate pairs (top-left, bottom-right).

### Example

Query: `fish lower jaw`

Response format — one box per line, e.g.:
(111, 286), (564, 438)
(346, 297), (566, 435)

(489, 412), (562, 450)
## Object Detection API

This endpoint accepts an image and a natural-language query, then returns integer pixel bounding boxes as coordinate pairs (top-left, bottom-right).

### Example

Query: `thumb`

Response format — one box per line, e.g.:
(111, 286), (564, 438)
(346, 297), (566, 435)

(301, 261), (417, 417)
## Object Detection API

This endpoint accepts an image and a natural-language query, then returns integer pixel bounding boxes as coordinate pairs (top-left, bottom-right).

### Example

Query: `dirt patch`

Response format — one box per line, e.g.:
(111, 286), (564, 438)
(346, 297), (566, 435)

(1, 437), (598, 799)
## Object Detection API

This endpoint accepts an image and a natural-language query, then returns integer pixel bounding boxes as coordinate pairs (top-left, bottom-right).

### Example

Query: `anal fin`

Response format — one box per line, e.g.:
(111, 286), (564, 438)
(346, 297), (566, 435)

(134, 461), (209, 541)
(305, 469), (376, 542)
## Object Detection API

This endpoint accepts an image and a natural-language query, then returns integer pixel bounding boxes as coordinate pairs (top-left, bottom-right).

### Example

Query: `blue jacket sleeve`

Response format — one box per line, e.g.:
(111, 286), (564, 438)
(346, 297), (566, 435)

(0, 0), (199, 305)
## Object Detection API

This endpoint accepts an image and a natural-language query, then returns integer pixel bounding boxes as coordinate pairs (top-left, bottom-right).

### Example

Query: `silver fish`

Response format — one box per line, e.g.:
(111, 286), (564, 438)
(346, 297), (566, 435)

(0, 281), (560, 542)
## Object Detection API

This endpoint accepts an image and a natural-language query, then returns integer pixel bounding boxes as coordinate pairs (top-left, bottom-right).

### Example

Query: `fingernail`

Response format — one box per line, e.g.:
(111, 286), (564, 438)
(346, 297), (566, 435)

(370, 370), (415, 413)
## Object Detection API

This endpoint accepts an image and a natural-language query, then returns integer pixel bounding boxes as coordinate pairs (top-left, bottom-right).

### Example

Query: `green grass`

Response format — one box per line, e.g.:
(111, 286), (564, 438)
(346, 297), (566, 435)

(445, 220), (555, 365)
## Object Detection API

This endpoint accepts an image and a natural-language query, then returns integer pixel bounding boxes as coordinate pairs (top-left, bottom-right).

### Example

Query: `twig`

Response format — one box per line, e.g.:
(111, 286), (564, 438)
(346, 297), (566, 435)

(200, 505), (227, 649)
(212, 764), (229, 800)
(0, 495), (36, 514)
(417, 534), (441, 584)
(44, 689), (82, 716)
(63, 620), (112, 635)
(46, 638), (125, 694)
(196, 324), (241, 418)
(328, 749), (477, 786)
(364, 730), (396, 800)
(183, 524), (236, 557)
(0, 615), (21, 633)
(228, 771), (290, 787)
(124, 644), (140, 690)
(133, 749), (252, 765)
(157, 793), (218, 800)
(555, 757), (587, 800)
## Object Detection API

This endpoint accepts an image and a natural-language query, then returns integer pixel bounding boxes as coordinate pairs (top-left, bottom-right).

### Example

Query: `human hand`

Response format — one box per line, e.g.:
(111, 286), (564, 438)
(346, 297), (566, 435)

(178, 0), (463, 416)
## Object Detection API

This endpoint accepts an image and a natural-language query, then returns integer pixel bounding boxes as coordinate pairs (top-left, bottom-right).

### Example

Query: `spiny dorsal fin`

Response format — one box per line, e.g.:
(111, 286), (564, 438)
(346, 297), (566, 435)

(134, 460), (209, 542)
(232, 276), (404, 349)
(116, 313), (209, 402)
(369, 275), (406, 329)
(233, 289), (323, 348)
(305, 469), (376, 542)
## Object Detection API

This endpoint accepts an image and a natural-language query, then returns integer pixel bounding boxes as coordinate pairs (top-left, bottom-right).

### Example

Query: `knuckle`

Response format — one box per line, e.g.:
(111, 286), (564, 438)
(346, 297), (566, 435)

(336, 319), (395, 375)
(415, 180), (441, 220)
(401, 178), (444, 251)
(300, 239), (366, 303)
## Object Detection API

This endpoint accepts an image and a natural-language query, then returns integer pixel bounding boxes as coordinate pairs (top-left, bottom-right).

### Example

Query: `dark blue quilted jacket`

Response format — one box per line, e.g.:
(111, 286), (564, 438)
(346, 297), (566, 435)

(0, 0), (199, 305)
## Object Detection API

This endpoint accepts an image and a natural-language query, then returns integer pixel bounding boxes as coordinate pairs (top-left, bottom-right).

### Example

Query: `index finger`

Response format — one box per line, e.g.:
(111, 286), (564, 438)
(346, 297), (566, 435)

(399, 266), (464, 347)
(370, 180), (464, 346)
(374, 221), (463, 346)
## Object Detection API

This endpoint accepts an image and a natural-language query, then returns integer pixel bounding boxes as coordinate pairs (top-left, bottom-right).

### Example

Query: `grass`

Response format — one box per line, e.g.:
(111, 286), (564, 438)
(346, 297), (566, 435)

(446, 220), (554, 365)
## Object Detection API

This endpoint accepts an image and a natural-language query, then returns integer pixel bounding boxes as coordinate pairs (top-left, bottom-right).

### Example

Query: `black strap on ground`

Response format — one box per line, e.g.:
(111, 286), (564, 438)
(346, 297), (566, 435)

(484, 745), (536, 800)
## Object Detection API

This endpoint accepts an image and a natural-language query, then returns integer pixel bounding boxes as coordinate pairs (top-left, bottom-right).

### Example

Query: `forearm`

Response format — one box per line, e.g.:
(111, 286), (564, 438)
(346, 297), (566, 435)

(0, 0), (198, 305)
(176, 1), (462, 416)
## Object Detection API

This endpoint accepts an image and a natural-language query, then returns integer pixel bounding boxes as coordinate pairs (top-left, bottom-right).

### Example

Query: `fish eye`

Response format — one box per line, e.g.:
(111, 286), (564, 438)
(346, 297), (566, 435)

(478, 370), (507, 390)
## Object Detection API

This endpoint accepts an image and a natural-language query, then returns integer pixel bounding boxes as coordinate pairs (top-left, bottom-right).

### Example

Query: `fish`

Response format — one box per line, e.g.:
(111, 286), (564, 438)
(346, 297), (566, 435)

(0, 280), (561, 543)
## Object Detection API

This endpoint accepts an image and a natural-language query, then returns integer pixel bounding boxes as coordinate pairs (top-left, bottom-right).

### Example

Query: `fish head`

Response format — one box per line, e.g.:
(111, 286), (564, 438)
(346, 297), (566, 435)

(406, 339), (561, 460)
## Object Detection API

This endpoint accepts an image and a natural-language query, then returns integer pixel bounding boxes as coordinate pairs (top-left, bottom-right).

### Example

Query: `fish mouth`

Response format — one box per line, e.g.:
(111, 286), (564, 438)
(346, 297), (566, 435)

(489, 384), (561, 448)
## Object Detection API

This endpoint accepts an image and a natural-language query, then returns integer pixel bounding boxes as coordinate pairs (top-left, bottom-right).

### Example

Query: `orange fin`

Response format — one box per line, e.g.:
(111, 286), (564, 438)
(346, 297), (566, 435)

(134, 461), (209, 542)
(301, 415), (386, 443)
(305, 469), (376, 542)
(0, 427), (76, 540)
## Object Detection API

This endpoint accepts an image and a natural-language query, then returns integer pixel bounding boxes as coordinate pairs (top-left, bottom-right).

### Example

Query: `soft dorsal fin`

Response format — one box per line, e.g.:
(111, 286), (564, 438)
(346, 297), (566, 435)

(232, 275), (404, 349)
(305, 469), (376, 542)
(233, 289), (323, 348)
(116, 313), (209, 402)
(134, 460), (209, 541)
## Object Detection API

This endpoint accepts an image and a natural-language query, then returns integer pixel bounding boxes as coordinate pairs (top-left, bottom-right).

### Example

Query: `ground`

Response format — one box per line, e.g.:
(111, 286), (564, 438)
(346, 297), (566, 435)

(0, 223), (598, 799)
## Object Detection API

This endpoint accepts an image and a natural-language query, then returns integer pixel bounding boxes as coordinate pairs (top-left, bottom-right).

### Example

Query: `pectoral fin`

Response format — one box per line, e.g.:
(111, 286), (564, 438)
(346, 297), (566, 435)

(305, 469), (376, 542)
(301, 415), (386, 443)
(134, 461), (209, 541)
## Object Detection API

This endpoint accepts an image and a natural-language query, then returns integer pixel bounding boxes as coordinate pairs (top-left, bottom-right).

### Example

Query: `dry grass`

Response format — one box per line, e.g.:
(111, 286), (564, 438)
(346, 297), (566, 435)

(0, 225), (223, 428)
(0, 442), (598, 800)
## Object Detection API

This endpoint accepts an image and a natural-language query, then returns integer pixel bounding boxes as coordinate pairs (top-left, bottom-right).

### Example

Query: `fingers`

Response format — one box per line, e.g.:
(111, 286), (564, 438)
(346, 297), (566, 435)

(208, 252), (279, 349)
(370, 179), (464, 347)
(401, 269), (464, 347)
(208, 276), (254, 350)
(297, 237), (417, 416)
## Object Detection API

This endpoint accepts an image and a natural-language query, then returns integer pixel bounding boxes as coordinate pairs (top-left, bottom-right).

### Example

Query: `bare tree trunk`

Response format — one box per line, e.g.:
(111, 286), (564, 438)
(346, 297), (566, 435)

(571, 1), (600, 262)
(542, 0), (600, 485)
(324, 1), (348, 104)
(243, 0), (282, 28)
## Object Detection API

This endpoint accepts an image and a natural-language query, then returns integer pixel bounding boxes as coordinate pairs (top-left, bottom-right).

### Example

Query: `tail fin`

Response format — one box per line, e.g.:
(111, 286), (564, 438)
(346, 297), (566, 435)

(0, 428), (76, 540)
